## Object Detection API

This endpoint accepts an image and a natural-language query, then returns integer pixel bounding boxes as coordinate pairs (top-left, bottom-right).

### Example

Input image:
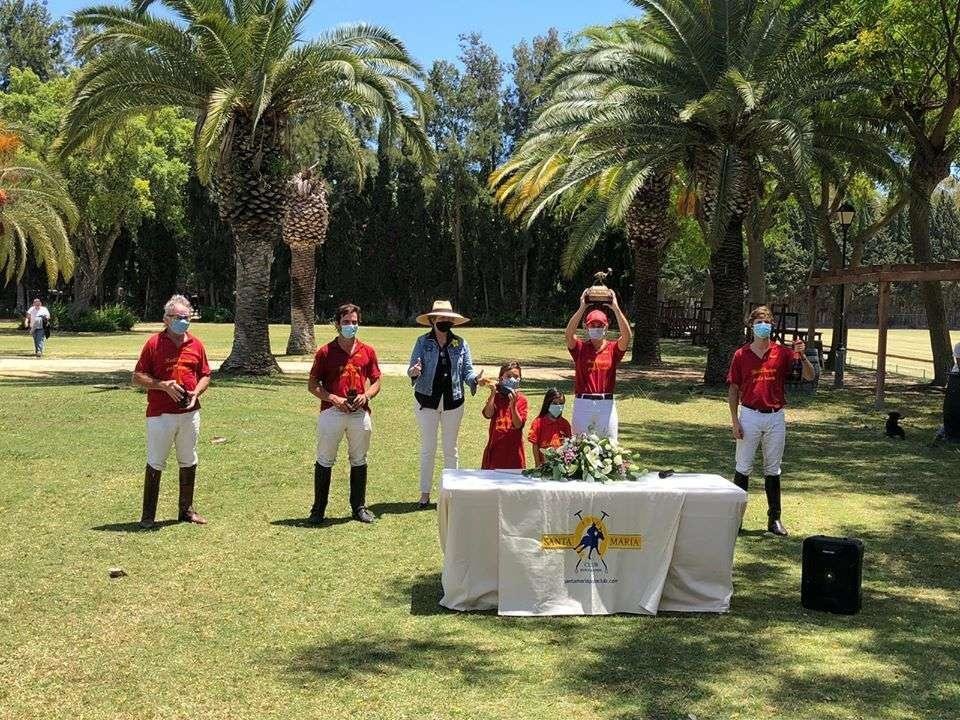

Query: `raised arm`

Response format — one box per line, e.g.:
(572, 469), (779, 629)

(565, 289), (589, 350)
(608, 292), (632, 352)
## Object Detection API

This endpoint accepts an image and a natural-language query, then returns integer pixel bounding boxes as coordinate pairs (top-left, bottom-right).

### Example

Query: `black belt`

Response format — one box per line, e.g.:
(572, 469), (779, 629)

(576, 393), (613, 400)
(743, 404), (782, 414)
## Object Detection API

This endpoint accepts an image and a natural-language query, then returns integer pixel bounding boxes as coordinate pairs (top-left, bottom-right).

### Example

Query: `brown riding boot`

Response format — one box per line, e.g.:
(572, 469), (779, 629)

(140, 465), (162, 529)
(177, 465), (207, 524)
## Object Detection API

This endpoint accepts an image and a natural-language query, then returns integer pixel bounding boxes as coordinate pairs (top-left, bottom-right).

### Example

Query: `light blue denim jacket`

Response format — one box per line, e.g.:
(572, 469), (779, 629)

(408, 331), (480, 402)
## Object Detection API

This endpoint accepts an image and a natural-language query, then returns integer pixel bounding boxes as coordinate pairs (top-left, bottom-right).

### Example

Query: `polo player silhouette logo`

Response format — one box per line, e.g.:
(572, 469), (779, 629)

(573, 510), (610, 572)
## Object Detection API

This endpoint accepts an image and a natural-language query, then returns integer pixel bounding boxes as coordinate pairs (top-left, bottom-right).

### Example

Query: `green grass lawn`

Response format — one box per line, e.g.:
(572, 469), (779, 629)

(1, 341), (958, 719)
(818, 328), (960, 380)
(0, 321), (576, 366)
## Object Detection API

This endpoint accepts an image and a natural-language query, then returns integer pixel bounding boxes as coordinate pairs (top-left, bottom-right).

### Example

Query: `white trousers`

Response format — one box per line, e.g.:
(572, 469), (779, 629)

(146, 411), (200, 471)
(571, 397), (619, 441)
(735, 407), (786, 476)
(414, 397), (465, 494)
(316, 407), (372, 468)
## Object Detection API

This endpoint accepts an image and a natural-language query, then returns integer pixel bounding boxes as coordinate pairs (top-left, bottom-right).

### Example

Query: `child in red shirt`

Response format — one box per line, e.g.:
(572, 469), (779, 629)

(481, 360), (528, 469)
(528, 388), (572, 467)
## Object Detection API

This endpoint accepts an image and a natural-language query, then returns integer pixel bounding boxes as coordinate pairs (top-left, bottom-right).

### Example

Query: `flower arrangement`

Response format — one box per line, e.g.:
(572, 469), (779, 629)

(523, 433), (646, 483)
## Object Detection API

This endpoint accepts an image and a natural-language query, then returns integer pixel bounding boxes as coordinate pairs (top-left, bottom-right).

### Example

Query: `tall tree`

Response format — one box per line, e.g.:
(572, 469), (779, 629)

(57, 0), (432, 374)
(0, 0), (70, 89)
(841, 0), (960, 383)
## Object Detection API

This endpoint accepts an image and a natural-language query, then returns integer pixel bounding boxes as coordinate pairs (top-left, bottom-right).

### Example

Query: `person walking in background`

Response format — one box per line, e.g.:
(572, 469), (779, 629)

(132, 294), (211, 529)
(528, 388), (572, 467)
(727, 305), (815, 537)
(407, 300), (483, 509)
(564, 289), (632, 440)
(481, 361), (528, 470)
(307, 303), (381, 524)
(24, 298), (50, 357)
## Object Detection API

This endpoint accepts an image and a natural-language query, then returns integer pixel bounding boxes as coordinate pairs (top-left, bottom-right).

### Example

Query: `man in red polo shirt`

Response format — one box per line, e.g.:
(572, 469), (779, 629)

(565, 289), (632, 440)
(727, 305), (815, 536)
(132, 294), (211, 529)
(307, 303), (382, 524)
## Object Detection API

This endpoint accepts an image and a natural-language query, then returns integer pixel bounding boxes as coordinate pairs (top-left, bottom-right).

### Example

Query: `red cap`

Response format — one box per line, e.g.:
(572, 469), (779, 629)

(585, 309), (609, 327)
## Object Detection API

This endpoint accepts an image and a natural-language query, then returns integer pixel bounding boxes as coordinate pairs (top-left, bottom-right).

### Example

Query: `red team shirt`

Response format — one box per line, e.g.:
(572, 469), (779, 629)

(569, 339), (626, 395)
(726, 342), (794, 411)
(135, 332), (211, 417)
(527, 415), (572, 450)
(481, 392), (528, 470)
(309, 339), (382, 412)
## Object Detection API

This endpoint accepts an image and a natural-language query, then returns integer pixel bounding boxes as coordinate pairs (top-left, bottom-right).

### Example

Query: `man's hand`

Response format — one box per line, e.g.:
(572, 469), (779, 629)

(328, 394), (351, 412)
(732, 418), (744, 440)
(157, 379), (184, 402)
(351, 393), (368, 410)
(606, 291), (620, 311)
(409, 360), (423, 378)
(579, 288), (589, 308)
(792, 339), (806, 357)
(183, 391), (198, 411)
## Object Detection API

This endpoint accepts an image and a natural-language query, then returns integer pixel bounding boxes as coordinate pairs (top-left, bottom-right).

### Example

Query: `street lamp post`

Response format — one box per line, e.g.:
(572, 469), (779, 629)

(833, 201), (855, 389)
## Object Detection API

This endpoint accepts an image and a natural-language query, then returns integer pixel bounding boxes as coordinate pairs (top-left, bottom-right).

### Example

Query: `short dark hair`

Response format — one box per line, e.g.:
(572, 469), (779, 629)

(334, 303), (361, 324)
(746, 305), (774, 326)
(498, 359), (522, 379)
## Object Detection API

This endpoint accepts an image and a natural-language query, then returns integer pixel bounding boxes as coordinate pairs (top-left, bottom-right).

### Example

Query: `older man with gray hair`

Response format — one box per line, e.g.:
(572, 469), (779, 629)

(132, 294), (211, 528)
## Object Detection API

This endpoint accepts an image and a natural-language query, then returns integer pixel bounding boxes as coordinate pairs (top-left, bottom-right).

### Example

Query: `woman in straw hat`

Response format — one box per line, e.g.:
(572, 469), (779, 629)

(408, 300), (484, 508)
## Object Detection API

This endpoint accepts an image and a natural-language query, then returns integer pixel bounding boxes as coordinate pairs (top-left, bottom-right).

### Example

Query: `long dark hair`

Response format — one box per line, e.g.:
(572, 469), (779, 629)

(538, 387), (565, 418)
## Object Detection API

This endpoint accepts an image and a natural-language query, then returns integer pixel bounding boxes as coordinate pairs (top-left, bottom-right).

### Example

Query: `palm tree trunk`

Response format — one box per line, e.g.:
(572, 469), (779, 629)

(220, 228), (281, 374)
(631, 245), (662, 365)
(746, 220), (766, 305)
(704, 215), (746, 385)
(626, 178), (672, 366)
(286, 242), (317, 355)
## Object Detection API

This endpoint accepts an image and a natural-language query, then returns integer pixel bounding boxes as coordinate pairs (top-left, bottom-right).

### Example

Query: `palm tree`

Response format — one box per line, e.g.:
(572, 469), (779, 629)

(57, 0), (432, 373)
(491, 21), (676, 366)
(496, 1), (858, 383)
(283, 166), (328, 355)
(0, 122), (77, 287)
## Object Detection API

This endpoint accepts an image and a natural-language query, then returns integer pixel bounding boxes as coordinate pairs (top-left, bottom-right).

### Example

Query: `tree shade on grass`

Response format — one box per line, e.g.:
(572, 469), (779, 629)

(1, 350), (957, 719)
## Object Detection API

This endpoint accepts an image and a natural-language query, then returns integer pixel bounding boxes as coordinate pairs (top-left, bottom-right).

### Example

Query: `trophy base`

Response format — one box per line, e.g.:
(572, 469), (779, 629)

(586, 289), (614, 304)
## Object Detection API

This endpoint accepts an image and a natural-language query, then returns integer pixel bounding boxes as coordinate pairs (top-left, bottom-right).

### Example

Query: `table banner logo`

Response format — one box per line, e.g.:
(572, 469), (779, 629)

(540, 510), (642, 577)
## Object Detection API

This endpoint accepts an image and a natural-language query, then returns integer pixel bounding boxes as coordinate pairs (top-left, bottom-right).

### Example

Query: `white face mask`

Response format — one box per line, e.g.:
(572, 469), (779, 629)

(587, 327), (605, 340)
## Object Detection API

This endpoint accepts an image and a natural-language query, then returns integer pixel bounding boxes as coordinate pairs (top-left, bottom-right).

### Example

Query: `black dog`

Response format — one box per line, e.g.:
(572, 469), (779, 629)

(885, 412), (906, 439)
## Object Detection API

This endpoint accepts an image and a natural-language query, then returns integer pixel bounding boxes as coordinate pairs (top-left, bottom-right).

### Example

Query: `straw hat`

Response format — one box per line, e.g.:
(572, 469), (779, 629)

(416, 300), (470, 327)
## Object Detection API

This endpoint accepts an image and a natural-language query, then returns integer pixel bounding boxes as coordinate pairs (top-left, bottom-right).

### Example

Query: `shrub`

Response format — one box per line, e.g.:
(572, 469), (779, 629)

(50, 302), (139, 333)
(199, 305), (233, 323)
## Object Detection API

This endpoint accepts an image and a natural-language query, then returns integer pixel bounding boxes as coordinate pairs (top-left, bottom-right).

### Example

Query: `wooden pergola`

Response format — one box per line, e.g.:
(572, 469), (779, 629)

(807, 261), (960, 406)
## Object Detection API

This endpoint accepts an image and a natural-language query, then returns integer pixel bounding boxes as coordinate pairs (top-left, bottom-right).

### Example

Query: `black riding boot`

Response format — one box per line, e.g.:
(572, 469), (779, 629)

(140, 465), (161, 529)
(349, 465), (375, 523)
(178, 465), (207, 524)
(733, 472), (749, 533)
(309, 463), (331, 524)
(764, 474), (788, 536)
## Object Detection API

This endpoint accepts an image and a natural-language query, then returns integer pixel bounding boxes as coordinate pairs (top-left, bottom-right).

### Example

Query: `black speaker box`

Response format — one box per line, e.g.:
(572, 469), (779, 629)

(801, 535), (864, 615)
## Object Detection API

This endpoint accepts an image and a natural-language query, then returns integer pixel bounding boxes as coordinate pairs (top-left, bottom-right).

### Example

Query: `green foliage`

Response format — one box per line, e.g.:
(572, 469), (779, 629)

(49, 300), (137, 331)
(199, 305), (234, 323)
(0, 0), (70, 89)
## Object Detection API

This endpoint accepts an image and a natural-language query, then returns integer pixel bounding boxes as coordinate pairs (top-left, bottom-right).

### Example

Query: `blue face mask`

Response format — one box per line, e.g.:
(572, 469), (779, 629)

(548, 404), (564, 418)
(587, 327), (605, 340)
(500, 376), (521, 392)
(170, 317), (190, 335)
(753, 322), (773, 339)
(340, 323), (359, 339)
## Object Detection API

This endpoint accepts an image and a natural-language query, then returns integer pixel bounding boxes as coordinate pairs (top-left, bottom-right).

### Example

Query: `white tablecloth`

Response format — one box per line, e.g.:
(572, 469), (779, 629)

(438, 469), (747, 615)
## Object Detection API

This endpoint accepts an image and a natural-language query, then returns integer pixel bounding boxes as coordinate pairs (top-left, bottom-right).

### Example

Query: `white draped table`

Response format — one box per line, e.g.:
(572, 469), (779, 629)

(438, 469), (747, 616)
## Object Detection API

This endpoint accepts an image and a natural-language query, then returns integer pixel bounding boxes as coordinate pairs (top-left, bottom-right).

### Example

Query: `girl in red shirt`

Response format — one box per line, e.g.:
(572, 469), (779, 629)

(481, 361), (528, 469)
(528, 388), (572, 467)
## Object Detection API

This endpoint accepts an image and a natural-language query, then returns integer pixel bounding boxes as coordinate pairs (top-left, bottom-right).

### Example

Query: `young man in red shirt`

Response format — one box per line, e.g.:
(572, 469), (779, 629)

(307, 303), (382, 524)
(132, 294), (211, 529)
(564, 288), (632, 440)
(727, 305), (815, 536)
